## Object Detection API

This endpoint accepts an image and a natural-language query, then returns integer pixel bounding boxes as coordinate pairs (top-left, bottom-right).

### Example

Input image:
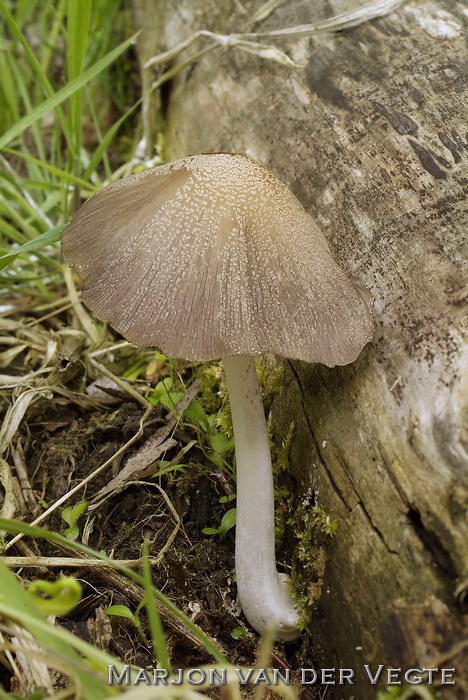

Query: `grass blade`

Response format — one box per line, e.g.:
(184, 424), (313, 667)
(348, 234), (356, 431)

(0, 31), (138, 150)
(142, 538), (171, 672)
(1, 147), (97, 192)
(67, 0), (92, 173)
(0, 0), (73, 152)
(83, 96), (143, 180)
(0, 225), (65, 270)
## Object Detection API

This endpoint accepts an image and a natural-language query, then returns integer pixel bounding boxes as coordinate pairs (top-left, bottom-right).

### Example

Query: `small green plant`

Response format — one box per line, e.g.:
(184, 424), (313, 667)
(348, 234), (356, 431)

(61, 501), (88, 540)
(150, 459), (189, 478)
(272, 421), (295, 475)
(27, 577), (82, 617)
(104, 603), (136, 623)
(183, 398), (210, 428)
(230, 626), (248, 640)
(284, 492), (339, 631)
(149, 376), (184, 410)
(311, 504), (339, 537)
(203, 507), (237, 538)
(219, 493), (236, 504)
(207, 431), (235, 469)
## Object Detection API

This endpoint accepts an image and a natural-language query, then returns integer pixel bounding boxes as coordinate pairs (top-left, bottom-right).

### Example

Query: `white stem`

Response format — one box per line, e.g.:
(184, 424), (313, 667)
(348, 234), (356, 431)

(223, 355), (299, 641)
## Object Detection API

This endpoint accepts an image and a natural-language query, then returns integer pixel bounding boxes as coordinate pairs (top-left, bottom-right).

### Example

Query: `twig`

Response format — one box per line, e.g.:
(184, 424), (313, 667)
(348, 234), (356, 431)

(24, 301), (74, 328)
(11, 440), (37, 510)
(88, 357), (150, 408)
(0, 388), (53, 458)
(1, 556), (162, 568)
(0, 458), (17, 536)
(0, 368), (54, 389)
(241, 0), (407, 38)
(144, 1), (406, 72)
(87, 340), (133, 358)
(150, 483), (181, 565)
(88, 380), (200, 508)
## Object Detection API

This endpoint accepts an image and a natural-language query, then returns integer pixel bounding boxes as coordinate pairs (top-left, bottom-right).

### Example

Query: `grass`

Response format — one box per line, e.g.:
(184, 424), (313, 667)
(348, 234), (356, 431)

(0, 5), (306, 697)
(0, 0), (137, 294)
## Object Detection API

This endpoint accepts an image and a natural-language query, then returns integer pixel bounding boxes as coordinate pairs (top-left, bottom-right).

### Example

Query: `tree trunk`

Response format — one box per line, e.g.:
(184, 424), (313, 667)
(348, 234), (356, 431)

(132, 1), (467, 696)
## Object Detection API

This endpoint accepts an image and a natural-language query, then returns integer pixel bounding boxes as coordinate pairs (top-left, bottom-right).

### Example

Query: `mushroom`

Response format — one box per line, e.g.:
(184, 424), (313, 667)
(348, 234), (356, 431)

(62, 153), (373, 641)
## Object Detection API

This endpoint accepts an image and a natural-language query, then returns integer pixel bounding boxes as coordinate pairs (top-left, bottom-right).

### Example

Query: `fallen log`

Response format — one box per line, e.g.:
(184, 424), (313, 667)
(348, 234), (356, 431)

(131, 1), (467, 696)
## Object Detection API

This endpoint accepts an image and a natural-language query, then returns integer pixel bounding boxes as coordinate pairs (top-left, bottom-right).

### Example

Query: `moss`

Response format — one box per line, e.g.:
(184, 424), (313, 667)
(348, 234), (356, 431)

(287, 490), (340, 630)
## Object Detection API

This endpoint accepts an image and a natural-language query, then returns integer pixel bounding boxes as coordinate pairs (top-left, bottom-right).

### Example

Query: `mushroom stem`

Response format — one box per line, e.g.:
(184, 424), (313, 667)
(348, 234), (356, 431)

(223, 354), (299, 641)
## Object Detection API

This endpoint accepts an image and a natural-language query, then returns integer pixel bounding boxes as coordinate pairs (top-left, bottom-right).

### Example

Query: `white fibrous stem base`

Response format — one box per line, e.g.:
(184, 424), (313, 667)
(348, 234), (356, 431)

(223, 354), (299, 641)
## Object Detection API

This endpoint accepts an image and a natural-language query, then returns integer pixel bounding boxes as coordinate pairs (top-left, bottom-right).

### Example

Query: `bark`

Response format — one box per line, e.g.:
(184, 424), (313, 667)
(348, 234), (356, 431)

(131, 1), (467, 696)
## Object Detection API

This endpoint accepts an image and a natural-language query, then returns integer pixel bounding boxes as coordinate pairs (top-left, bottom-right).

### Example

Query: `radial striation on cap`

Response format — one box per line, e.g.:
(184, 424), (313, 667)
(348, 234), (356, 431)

(62, 153), (374, 366)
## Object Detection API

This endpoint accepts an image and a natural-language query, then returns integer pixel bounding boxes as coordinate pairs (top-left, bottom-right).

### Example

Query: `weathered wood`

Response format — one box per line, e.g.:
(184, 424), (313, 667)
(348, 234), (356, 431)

(132, 1), (467, 696)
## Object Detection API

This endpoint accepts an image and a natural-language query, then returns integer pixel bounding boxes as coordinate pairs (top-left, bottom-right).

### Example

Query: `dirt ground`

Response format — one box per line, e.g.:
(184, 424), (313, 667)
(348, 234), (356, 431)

(0, 292), (326, 698)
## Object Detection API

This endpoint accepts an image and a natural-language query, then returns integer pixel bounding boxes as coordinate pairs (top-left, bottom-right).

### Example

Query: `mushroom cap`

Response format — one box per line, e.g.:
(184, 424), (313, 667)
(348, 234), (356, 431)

(62, 153), (374, 366)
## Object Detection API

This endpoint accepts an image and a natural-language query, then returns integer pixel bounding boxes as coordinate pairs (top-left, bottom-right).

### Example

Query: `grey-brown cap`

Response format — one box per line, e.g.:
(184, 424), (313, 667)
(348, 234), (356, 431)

(62, 153), (374, 365)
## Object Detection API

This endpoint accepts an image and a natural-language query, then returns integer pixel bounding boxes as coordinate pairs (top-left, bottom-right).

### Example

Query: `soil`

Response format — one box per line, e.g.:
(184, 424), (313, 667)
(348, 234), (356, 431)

(0, 300), (322, 698)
